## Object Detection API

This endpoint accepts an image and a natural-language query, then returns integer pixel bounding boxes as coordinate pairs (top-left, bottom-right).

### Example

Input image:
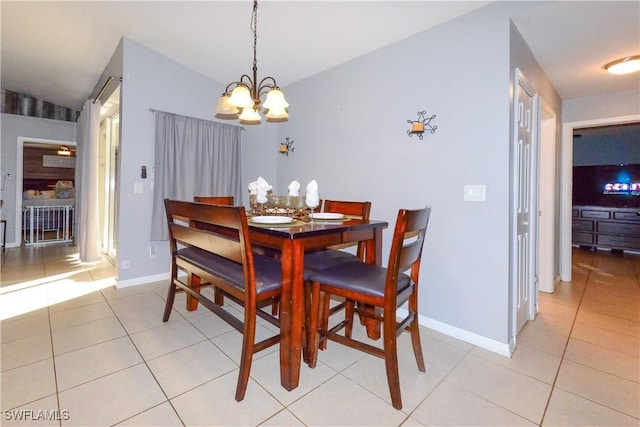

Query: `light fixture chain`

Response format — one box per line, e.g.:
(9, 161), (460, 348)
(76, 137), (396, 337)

(252, 0), (258, 71)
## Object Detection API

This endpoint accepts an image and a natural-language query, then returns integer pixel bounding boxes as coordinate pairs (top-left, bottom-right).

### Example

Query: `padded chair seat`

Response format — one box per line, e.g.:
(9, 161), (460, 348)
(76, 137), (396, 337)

(309, 261), (412, 299)
(178, 246), (288, 294)
(304, 249), (360, 271)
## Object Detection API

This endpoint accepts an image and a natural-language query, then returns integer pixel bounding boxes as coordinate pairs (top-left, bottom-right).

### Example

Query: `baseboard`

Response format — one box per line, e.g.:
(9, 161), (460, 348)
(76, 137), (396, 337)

(116, 272), (169, 289)
(398, 308), (513, 357)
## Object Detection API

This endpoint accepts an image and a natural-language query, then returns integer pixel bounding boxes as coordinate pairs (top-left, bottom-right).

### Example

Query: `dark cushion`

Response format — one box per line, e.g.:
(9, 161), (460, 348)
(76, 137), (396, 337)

(304, 249), (360, 271)
(309, 261), (412, 299)
(177, 247), (288, 294)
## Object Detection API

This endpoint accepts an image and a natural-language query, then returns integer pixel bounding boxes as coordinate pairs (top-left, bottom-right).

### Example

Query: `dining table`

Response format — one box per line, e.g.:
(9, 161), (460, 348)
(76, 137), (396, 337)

(247, 216), (388, 391)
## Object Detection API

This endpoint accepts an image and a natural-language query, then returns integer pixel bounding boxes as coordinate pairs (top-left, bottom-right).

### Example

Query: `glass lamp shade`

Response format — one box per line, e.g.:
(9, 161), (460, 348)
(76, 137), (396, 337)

(239, 107), (261, 122)
(215, 94), (240, 115)
(266, 107), (289, 119)
(605, 55), (640, 74)
(228, 85), (255, 108)
(262, 88), (289, 109)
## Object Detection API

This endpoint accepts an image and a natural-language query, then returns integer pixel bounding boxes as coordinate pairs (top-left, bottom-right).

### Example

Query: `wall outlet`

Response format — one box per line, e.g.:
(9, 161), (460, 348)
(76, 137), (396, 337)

(121, 260), (131, 269)
(148, 246), (156, 259)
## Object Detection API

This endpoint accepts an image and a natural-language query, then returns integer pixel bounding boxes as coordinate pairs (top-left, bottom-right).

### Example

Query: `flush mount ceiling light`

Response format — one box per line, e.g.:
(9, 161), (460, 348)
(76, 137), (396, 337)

(604, 55), (640, 74)
(215, 0), (289, 124)
(57, 146), (71, 156)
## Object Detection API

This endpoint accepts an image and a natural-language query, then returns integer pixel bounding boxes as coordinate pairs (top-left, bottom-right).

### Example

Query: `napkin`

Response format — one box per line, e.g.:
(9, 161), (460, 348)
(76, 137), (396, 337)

(288, 180), (300, 196)
(305, 179), (319, 208)
(247, 181), (258, 195)
(256, 176), (272, 204)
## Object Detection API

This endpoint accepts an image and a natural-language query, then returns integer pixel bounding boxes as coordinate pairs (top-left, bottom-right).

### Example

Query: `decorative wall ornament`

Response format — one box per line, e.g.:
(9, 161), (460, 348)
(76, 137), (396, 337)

(407, 111), (437, 140)
(279, 137), (295, 156)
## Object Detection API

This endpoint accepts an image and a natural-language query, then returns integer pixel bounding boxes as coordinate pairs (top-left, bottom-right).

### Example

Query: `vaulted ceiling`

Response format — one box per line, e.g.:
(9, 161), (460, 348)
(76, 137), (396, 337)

(1, 1), (639, 111)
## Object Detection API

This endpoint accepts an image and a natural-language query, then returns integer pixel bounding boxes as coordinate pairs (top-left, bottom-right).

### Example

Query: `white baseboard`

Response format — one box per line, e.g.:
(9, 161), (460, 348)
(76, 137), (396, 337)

(398, 308), (513, 357)
(116, 272), (169, 289)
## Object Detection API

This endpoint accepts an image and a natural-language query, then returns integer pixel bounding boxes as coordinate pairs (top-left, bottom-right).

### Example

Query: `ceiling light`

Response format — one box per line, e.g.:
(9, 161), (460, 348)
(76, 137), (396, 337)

(215, 0), (289, 124)
(57, 146), (71, 156)
(604, 55), (640, 74)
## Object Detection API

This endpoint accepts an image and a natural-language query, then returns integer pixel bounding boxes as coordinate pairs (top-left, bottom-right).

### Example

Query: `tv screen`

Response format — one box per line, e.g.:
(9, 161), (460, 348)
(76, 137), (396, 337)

(573, 164), (640, 208)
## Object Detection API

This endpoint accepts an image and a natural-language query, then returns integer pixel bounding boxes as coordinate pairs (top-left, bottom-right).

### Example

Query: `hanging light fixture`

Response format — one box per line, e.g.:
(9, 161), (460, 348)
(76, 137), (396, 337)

(604, 55), (640, 74)
(215, 0), (289, 124)
(57, 146), (71, 156)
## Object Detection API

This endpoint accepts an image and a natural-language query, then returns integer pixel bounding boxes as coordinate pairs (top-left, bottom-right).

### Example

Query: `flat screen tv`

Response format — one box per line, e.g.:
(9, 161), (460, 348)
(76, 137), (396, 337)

(573, 163), (640, 208)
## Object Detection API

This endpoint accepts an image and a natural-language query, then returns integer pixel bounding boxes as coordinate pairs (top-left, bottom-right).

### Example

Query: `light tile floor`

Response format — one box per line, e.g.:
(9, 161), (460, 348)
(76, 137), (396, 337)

(1, 245), (638, 426)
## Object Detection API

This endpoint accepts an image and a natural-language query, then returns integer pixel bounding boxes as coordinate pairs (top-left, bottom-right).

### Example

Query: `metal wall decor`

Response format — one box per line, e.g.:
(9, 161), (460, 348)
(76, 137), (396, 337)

(407, 111), (437, 140)
(279, 137), (295, 156)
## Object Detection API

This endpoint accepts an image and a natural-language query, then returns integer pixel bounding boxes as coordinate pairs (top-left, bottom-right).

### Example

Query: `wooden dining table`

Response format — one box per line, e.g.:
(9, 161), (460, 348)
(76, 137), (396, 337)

(248, 217), (388, 391)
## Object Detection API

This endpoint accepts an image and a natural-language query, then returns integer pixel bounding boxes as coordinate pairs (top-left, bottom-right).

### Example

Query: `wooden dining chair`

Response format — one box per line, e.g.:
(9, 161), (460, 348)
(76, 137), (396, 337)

(163, 199), (286, 401)
(304, 200), (372, 271)
(307, 206), (432, 410)
(194, 195), (235, 205)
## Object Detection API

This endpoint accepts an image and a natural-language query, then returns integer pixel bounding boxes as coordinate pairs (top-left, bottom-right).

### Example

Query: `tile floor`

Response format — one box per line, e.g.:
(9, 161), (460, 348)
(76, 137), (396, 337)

(1, 244), (638, 426)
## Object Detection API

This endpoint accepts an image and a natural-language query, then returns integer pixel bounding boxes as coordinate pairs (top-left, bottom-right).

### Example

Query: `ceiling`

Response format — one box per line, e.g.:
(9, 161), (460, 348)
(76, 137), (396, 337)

(1, 1), (639, 112)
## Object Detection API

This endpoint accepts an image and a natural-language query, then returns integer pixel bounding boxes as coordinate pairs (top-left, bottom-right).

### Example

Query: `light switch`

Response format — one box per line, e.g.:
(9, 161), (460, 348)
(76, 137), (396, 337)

(134, 182), (143, 194)
(464, 184), (486, 202)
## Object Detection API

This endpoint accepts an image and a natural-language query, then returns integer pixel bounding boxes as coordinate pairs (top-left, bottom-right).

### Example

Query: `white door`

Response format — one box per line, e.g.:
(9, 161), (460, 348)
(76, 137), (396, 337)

(513, 69), (538, 335)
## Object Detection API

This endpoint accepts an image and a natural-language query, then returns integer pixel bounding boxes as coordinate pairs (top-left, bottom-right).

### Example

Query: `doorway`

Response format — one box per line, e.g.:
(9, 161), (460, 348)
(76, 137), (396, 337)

(14, 138), (76, 246)
(98, 88), (120, 261)
(560, 114), (640, 281)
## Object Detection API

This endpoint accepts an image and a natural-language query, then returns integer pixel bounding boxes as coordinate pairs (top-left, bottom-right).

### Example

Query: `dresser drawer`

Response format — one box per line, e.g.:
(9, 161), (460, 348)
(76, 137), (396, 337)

(597, 221), (640, 235)
(573, 219), (593, 232)
(572, 231), (593, 244)
(581, 210), (610, 219)
(597, 234), (640, 249)
(613, 211), (640, 221)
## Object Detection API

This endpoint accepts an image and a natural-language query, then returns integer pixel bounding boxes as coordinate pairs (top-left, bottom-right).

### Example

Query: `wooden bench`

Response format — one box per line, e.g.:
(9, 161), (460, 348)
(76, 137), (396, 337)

(163, 199), (282, 401)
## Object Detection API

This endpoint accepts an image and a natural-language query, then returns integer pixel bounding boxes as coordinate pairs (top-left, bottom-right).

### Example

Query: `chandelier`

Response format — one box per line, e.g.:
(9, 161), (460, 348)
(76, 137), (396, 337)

(215, 0), (289, 124)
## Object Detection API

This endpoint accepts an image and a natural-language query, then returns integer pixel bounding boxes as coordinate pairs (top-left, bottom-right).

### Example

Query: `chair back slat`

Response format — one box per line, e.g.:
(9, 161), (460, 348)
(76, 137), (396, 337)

(194, 196), (235, 205)
(164, 199), (254, 285)
(386, 206), (431, 297)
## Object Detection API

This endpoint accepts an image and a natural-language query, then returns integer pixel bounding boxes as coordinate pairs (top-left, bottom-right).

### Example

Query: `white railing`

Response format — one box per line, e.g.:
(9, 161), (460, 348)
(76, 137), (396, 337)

(23, 205), (74, 245)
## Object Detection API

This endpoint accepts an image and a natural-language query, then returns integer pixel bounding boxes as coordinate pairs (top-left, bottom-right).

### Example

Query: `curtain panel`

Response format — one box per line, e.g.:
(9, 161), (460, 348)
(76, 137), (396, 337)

(150, 112), (242, 240)
(75, 100), (102, 262)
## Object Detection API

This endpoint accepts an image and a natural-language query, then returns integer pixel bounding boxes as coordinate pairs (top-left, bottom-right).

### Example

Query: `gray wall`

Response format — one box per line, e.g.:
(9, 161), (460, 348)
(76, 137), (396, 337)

(272, 2), (559, 346)
(0, 114), (76, 246)
(573, 123), (640, 166)
(113, 38), (280, 284)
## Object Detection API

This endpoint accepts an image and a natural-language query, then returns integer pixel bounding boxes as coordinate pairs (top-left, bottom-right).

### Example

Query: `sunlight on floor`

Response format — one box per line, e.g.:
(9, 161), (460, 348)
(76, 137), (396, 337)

(0, 261), (116, 321)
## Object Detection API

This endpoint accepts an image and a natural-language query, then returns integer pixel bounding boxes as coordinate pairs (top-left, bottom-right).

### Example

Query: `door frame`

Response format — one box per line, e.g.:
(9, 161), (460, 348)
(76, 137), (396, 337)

(559, 114), (640, 281)
(14, 137), (77, 247)
(538, 103), (557, 293)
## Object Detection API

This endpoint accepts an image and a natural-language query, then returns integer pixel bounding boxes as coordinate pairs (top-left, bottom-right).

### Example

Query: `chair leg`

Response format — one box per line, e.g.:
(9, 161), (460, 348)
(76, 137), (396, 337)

(344, 299), (355, 339)
(307, 283), (322, 368)
(318, 292), (331, 351)
(384, 316), (403, 410)
(162, 266), (178, 322)
(410, 316), (426, 372)
(186, 272), (201, 311)
(235, 305), (257, 402)
(214, 286), (225, 306)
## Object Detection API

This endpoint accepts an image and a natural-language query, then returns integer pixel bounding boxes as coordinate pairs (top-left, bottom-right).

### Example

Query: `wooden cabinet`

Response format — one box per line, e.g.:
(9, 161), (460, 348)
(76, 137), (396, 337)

(572, 205), (640, 252)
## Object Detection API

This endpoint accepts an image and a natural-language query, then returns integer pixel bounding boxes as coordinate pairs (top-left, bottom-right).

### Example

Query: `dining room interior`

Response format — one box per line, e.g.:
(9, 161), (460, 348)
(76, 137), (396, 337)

(1, 0), (639, 425)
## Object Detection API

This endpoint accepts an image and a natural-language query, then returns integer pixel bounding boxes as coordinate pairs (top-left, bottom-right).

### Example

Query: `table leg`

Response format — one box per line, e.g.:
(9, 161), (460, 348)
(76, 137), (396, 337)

(279, 239), (304, 391)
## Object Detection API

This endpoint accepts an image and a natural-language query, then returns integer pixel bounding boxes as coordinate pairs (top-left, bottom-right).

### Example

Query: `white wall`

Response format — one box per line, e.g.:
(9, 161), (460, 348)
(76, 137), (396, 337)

(0, 114), (76, 246)
(563, 90), (640, 122)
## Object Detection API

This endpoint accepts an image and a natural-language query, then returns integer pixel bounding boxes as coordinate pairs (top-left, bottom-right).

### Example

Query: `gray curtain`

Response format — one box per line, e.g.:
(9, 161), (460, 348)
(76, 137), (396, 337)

(150, 111), (242, 240)
(75, 99), (102, 262)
